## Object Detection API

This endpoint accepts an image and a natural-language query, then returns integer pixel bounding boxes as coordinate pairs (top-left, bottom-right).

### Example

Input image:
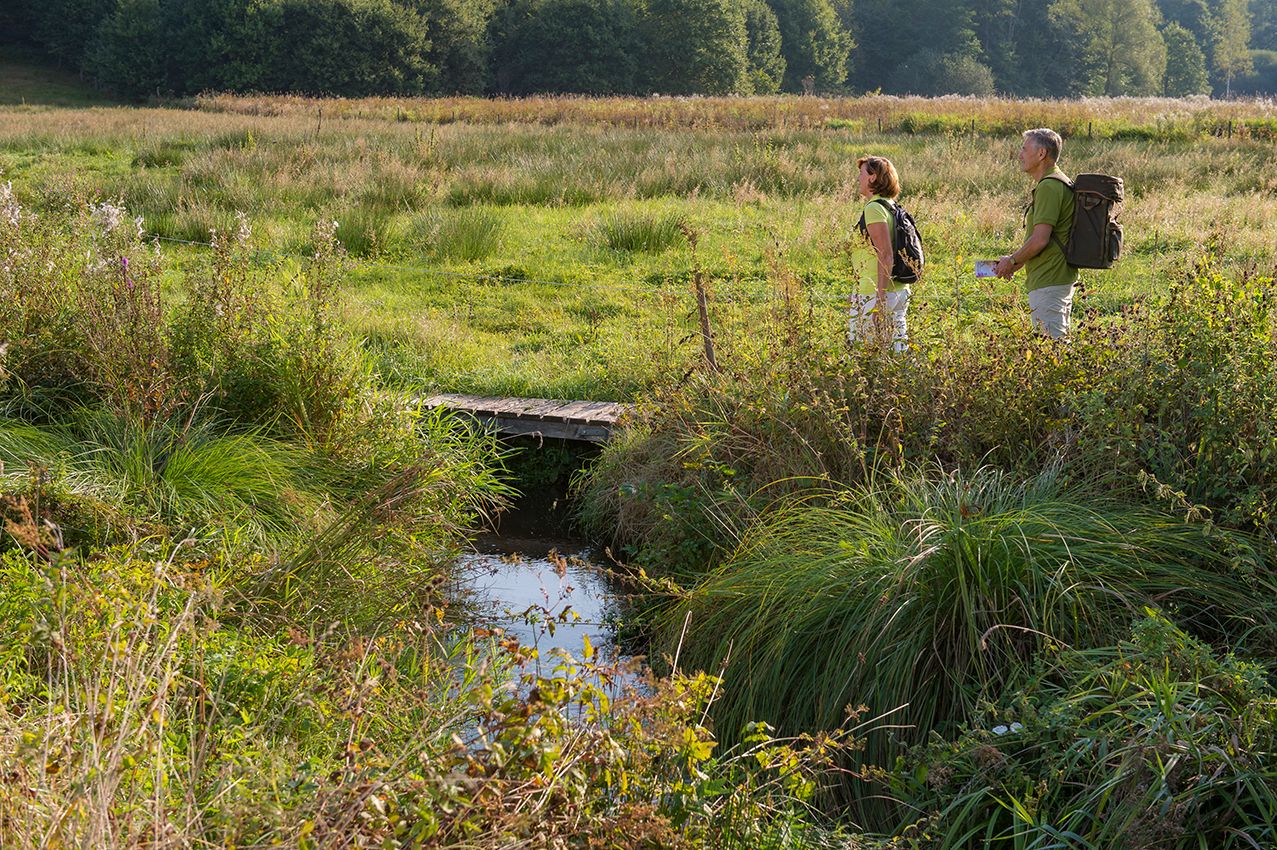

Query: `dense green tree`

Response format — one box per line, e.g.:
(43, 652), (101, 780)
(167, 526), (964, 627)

(268, 0), (435, 96)
(641, 0), (750, 94)
(30, 0), (116, 68)
(1212, 0), (1254, 94)
(849, 0), (985, 94)
(744, 0), (786, 93)
(0, 0), (37, 45)
(889, 50), (994, 95)
(82, 0), (169, 96)
(410, 0), (497, 94)
(1052, 0), (1167, 95)
(829, 0), (855, 86)
(159, 0), (288, 93)
(491, 0), (640, 94)
(972, 0), (1024, 93)
(1158, 0), (1213, 44)
(1162, 21), (1211, 93)
(1254, 0), (1277, 48)
(1003, 0), (1090, 96)
(766, 0), (852, 91)
(1233, 47), (1277, 91)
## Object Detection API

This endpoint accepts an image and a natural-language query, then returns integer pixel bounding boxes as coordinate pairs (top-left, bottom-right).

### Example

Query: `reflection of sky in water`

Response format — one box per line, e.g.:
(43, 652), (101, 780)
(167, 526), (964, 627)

(457, 548), (621, 675)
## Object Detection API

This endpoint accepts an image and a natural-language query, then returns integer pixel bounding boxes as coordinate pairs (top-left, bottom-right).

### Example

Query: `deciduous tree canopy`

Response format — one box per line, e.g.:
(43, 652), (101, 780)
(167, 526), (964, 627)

(4, 0), (1273, 98)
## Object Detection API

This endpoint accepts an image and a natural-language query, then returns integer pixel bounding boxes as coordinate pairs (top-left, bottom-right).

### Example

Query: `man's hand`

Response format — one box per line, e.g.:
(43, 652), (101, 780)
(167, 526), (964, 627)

(994, 255), (1017, 279)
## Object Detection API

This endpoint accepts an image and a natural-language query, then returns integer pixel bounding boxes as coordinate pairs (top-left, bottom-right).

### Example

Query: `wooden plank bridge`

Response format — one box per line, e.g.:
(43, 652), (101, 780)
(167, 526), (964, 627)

(423, 394), (630, 443)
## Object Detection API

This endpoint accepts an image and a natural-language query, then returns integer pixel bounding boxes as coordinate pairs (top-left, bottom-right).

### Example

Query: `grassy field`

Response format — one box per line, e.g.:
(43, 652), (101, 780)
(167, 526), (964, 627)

(5, 73), (1277, 847)
(2, 94), (1275, 399)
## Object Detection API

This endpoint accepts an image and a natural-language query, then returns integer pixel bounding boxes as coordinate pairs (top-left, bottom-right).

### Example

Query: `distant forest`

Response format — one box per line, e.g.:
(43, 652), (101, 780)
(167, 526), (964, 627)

(2, 0), (1275, 100)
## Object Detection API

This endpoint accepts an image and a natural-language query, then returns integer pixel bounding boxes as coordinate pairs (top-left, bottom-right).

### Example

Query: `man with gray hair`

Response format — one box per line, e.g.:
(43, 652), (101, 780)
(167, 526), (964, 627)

(993, 128), (1077, 338)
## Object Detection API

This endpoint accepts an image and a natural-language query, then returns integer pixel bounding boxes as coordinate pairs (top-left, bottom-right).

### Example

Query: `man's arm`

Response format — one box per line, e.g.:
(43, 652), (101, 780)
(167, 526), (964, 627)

(994, 223), (1054, 279)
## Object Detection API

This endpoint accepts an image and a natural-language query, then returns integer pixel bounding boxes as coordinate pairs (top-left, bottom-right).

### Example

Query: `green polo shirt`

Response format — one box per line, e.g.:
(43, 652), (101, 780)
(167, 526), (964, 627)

(1024, 169), (1078, 292)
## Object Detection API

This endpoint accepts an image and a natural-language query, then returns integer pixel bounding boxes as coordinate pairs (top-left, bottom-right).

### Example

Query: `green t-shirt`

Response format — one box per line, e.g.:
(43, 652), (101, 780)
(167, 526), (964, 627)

(852, 196), (906, 296)
(1024, 169), (1078, 292)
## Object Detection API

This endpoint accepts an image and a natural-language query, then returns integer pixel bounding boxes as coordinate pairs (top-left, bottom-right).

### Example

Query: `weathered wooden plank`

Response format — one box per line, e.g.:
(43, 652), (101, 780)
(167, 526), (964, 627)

(581, 403), (627, 422)
(552, 400), (605, 421)
(421, 393), (629, 442)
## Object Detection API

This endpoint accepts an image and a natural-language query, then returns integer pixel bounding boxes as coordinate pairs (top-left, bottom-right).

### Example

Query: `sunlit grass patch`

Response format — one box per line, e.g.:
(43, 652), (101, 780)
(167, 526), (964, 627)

(334, 205), (405, 256)
(585, 209), (687, 254)
(413, 206), (505, 261)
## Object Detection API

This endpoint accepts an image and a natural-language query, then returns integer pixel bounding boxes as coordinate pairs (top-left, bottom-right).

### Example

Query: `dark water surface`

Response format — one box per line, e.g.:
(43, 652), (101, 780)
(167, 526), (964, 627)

(451, 502), (636, 677)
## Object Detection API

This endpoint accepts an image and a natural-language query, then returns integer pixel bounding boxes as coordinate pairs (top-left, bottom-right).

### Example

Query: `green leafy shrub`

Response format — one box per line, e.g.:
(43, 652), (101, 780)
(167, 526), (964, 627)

(1066, 258), (1277, 534)
(172, 217), (369, 445)
(888, 611), (1277, 849)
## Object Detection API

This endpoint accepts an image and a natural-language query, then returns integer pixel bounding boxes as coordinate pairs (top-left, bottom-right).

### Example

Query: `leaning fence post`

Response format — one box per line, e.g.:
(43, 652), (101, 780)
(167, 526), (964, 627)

(678, 224), (719, 373)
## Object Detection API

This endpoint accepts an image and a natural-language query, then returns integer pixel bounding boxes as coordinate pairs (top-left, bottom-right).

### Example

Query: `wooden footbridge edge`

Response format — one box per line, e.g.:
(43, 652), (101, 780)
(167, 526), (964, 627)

(422, 394), (631, 444)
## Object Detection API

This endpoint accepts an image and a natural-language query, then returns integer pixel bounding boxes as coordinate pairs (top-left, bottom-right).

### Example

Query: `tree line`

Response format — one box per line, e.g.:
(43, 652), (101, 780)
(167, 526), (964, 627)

(2, 0), (1274, 99)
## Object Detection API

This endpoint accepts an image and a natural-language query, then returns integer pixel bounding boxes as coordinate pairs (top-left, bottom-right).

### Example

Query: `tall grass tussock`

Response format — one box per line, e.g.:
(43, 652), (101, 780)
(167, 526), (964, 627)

(662, 467), (1273, 821)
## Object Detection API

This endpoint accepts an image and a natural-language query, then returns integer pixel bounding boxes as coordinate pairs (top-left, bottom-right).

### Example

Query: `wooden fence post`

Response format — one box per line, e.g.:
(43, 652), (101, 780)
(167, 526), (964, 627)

(678, 223), (719, 373)
(693, 272), (718, 373)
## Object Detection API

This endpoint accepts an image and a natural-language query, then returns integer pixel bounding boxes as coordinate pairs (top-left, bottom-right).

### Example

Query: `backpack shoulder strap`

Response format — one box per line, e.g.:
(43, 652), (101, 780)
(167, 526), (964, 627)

(1036, 174), (1074, 257)
(859, 198), (892, 236)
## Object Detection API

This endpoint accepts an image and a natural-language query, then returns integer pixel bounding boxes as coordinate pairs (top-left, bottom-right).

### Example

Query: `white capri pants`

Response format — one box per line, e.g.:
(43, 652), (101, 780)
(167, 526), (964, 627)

(849, 288), (909, 352)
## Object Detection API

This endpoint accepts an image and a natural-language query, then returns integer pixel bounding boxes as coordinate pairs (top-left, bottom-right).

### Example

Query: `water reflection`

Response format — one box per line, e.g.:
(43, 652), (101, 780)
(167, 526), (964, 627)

(455, 533), (628, 676)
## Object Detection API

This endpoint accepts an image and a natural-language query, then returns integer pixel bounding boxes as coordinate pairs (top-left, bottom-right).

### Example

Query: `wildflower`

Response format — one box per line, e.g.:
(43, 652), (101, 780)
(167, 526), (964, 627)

(90, 200), (128, 234)
(235, 211), (252, 246)
(0, 181), (20, 229)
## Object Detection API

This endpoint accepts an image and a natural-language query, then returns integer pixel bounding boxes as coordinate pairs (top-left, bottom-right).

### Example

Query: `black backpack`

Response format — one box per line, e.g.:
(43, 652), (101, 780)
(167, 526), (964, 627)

(857, 198), (925, 284)
(1042, 173), (1124, 270)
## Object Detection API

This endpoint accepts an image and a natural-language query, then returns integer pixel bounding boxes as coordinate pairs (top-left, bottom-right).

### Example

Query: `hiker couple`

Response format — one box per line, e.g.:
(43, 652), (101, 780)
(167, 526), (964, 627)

(850, 127), (1120, 349)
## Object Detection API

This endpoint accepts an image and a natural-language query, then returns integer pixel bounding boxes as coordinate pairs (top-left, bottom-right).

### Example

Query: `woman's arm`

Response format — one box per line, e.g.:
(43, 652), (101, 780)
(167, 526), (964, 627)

(866, 219), (893, 302)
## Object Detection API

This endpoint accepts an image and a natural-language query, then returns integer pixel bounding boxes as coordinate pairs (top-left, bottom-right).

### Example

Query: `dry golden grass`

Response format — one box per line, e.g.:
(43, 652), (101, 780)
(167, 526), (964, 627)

(191, 92), (1277, 136)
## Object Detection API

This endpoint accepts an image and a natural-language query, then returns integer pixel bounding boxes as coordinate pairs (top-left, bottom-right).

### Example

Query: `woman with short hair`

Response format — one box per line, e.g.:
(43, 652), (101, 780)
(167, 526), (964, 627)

(850, 155), (908, 351)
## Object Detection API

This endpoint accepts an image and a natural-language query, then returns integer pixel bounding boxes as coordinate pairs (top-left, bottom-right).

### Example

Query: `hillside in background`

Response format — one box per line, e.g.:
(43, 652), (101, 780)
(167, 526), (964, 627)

(0, 46), (115, 107)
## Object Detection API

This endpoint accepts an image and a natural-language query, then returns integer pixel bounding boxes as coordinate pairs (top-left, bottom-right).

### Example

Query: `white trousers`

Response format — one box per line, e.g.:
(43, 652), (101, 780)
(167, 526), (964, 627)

(849, 289), (909, 352)
(1027, 284), (1075, 339)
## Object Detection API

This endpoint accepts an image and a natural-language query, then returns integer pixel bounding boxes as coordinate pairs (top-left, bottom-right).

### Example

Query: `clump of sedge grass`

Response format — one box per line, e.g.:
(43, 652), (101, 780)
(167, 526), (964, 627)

(334, 205), (403, 257)
(414, 206), (504, 261)
(663, 465), (1275, 824)
(585, 209), (687, 254)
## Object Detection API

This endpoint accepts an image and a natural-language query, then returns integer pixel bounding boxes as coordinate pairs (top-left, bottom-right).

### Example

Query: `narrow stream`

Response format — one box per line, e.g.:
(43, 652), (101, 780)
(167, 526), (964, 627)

(449, 437), (641, 680)
(457, 535), (618, 659)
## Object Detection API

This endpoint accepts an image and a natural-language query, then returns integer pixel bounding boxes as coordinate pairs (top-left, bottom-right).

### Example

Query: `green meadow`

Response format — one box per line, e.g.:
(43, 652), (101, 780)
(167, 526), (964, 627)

(4, 78), (1277, 848)
(3, 96), (1276, 400)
